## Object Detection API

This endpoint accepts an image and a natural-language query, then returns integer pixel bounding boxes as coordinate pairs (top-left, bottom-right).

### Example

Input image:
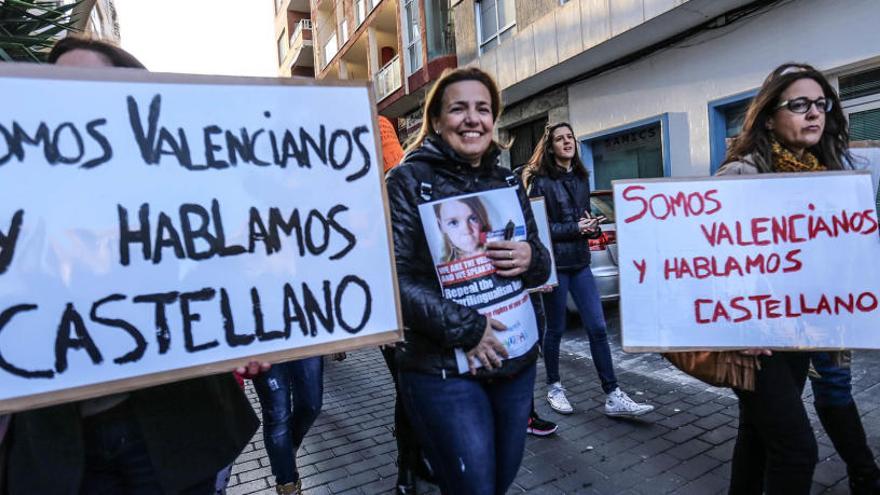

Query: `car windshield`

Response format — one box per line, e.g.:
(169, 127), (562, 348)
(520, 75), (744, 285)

(590, 191), (614, 223)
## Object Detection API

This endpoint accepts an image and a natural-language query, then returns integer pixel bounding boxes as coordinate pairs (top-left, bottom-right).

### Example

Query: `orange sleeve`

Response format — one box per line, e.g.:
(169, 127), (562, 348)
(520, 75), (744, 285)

(379, 116), (404, 172)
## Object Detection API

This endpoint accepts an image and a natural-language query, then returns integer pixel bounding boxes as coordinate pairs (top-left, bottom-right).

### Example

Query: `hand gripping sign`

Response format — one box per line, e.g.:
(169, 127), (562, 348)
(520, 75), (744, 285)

(613, 171), (880, 352)
(0, 64), (402, 412)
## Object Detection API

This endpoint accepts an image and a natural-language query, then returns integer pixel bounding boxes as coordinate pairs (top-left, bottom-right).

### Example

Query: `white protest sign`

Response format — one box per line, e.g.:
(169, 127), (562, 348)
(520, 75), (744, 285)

(0, 64), (401, 412)
(528, 197), (558, 290)
(614, 171), (880, 351)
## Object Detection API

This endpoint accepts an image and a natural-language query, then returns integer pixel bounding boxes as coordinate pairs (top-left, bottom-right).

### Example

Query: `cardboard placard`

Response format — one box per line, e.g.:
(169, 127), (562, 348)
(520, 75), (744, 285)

(528, 197), (558, 291)
(0, 64), (402, 412)
(613, 171), (880, 351)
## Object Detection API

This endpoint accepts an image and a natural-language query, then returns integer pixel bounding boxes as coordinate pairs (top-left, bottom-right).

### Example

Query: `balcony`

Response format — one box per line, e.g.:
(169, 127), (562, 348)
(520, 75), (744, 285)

(375, 55), (401, 101)
(287, 19), (314, 69)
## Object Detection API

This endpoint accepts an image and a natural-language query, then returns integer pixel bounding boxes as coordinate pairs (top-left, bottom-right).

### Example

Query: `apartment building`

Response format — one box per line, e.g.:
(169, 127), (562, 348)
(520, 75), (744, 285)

(452, 0), (880, 185)
(310, 0), (457, 142)
(275, 0), (316, 77)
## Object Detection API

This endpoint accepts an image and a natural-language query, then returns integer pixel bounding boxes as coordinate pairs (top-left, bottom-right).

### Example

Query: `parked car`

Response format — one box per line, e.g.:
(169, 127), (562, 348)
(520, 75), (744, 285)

(566, 189), (618, 311)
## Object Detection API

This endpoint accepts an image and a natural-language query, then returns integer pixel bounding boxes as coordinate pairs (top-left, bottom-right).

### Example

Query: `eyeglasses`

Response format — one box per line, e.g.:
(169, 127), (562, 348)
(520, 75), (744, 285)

(775, 97), (833, 114)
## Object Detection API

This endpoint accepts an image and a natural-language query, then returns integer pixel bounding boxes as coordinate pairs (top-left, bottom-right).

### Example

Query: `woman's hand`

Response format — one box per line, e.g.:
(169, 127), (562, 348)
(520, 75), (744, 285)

(485, 240), (532, 277)
(466, 318), (510, 374)
(235, 360), (271, 379)
(739, 349), (773, 356)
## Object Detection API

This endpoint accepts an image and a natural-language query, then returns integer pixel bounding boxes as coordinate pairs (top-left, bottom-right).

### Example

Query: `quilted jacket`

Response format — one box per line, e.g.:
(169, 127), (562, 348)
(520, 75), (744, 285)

(385, 135), (551, 378)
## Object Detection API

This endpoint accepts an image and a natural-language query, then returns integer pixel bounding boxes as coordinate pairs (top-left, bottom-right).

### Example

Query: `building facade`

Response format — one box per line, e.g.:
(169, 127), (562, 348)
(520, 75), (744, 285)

(275, 0), (316, 77)
(309, 0), (457, 143)
(65, 0), (120, 43)
(452, 0), (880, 184)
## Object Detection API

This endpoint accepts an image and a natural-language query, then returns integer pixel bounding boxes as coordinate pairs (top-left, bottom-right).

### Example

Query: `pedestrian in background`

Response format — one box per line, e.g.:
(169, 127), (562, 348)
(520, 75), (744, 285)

(716, 62), (872, 494)
(251, 357), (324, 495)
(385, 66), (551, 495)
(522, 122), (654, 418)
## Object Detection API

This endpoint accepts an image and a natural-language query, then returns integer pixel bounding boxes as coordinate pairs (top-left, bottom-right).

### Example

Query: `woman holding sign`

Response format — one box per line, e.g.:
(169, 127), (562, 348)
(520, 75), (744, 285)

(3, 38), (260, 495)
(385, 67), (550, 495)
(717, 63), (879, 494)
(522, 123), (655, 418)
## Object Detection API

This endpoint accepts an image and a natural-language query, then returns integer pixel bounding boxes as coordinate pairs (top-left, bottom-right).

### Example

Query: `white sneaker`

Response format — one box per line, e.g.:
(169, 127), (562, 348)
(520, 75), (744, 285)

(605, 388), (654, 417)
(547, 382), (573, 414)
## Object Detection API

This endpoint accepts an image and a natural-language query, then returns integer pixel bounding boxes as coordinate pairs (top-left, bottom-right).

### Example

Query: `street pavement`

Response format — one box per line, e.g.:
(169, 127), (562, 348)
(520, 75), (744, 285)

(226, 304), (880, 494)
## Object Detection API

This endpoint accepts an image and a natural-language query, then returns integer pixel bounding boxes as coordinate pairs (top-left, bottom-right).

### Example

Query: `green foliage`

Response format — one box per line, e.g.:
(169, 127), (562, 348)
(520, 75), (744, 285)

(0, 0), (84, 62)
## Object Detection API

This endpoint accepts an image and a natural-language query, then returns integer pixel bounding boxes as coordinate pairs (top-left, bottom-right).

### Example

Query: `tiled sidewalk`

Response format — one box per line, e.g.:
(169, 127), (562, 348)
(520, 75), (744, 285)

(227, 308), (880, 494)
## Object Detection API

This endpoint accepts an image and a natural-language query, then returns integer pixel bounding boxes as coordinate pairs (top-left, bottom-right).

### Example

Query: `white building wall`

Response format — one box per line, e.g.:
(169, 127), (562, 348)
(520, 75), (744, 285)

(567, 0), (880, 177)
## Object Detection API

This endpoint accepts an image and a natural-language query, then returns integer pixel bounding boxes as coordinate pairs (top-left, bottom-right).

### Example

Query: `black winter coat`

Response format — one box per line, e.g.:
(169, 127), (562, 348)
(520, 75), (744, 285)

(6, 375), (258, 494)
(526, 170), (601, 271)
(385, 136), (551, 378)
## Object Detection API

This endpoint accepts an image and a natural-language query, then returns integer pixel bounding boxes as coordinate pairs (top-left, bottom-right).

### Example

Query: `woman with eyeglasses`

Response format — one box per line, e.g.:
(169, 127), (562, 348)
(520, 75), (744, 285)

(717, 62), (879, 494)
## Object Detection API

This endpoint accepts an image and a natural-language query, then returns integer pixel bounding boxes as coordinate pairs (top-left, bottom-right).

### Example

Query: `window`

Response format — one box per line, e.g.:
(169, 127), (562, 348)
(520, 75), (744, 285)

(323, 32), (338, 67)
(402, 0), (423, 74)
(840, 67), (880, 144)
(277, 30), (288, 65)
(475, 0), (515, 52)
(355, 0), (367, 25)
(508, 117), (548, 169)
(580, 116), (670, 191)
(707, 90), (756, 173)
(339, 19), (349, 45)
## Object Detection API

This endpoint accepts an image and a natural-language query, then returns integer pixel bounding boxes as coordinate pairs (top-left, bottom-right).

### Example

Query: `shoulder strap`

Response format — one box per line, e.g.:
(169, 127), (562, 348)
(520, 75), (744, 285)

(410, 162), (436, 201)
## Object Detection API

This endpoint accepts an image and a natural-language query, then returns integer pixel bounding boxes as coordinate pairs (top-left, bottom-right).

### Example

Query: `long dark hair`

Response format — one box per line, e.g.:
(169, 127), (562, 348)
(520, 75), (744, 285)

(48, 36), (146, 69)
(406, 67), (504, 155)
(724, 62), (851, 171)
(522, 122), (587, 188)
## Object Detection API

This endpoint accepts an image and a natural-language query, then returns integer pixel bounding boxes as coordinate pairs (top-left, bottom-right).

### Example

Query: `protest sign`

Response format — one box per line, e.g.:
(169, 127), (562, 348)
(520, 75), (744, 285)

(0, 64), (402, 412)
(418, 188), (538, 372)
(614, 171), (880, 351)
(528, 197), (558, 291)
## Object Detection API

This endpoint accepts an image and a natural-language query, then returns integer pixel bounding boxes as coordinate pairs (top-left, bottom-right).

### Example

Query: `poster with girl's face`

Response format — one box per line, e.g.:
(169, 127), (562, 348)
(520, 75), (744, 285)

(418, 187), (538, 373)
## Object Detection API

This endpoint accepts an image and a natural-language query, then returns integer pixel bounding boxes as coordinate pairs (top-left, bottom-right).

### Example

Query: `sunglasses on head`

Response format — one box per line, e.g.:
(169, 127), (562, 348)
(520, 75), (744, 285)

(775, 97), (833, 114)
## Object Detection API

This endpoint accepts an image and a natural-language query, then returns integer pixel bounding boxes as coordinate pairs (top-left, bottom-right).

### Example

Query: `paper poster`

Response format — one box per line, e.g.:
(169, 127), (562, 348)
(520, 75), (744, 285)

(418, 187), (538, 372)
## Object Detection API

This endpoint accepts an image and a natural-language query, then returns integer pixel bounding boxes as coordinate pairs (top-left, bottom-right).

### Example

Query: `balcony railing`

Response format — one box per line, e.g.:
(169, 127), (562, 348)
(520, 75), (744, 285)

(289, 19), (312, 65)
(375, 55), (401, 101)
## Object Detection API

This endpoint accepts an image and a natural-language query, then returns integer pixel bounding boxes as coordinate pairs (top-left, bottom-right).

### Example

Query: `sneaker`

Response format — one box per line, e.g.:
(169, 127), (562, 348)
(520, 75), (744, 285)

(276, 479), (302, 495)
(547, 382), (573, 414)
(527, 413), (559, 437)
(604, 388), (654, 417)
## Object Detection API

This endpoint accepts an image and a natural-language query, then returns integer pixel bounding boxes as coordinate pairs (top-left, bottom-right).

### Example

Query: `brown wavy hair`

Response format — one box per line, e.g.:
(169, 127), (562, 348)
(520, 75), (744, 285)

(522, 122), (587, 189)
(724, 62), (852, 171)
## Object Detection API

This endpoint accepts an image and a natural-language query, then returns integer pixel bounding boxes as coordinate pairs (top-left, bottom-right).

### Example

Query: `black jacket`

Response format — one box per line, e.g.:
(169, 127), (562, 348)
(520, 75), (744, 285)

(6, 375), (258, 494)
(526, 170), (601, 271)
(385, 136), (551, 378)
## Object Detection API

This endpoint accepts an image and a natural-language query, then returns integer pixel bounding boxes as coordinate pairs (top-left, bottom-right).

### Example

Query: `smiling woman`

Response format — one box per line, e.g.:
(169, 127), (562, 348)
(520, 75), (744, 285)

(385, 67), (551, 495)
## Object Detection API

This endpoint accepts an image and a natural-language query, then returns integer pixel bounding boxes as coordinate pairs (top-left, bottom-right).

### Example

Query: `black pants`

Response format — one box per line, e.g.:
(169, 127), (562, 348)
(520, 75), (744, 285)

(380, 347), (422, 473)
(730, 352), (817, 495)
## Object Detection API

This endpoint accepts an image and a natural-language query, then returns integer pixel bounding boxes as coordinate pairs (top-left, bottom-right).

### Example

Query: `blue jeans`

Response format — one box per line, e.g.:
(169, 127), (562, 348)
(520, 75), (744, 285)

(80, 402), (216, 495)
(809, 352), (853, 408)
(543, 266), (618, 393)
(399, 364), (536, 495)
(253, 357), (324, 485)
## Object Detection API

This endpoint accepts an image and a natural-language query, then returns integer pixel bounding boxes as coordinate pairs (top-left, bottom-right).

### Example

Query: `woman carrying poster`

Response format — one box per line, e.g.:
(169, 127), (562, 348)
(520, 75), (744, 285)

(522, 122), (654, 418)
(385, 67), (550, 495)
(716, 62), (879, 494)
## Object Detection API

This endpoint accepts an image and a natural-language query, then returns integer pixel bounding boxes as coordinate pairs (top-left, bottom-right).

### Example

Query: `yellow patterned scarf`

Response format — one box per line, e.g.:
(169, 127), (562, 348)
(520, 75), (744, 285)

(771, 140), (826, 172)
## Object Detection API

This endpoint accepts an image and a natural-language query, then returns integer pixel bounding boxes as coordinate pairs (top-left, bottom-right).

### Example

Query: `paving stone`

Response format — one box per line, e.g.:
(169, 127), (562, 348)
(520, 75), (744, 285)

(226, 306), (875, 494)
